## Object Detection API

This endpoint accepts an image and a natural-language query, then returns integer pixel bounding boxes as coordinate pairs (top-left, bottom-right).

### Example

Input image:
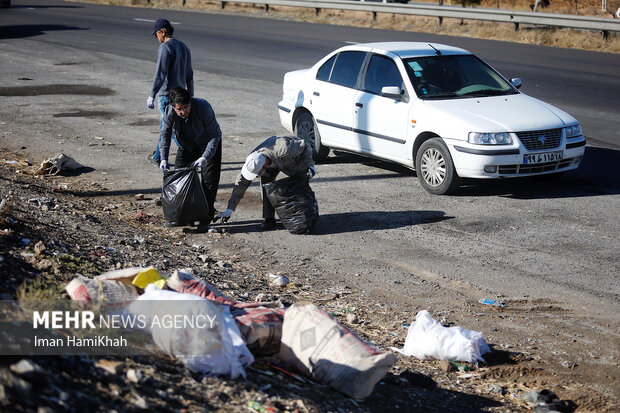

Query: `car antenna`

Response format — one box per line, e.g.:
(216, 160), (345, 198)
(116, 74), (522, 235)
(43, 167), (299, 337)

(428, 43), (441, 55)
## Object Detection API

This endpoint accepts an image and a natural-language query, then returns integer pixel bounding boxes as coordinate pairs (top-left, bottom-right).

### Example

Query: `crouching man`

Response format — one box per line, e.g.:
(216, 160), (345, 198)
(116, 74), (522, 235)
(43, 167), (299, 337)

(214, 135), (316, 231)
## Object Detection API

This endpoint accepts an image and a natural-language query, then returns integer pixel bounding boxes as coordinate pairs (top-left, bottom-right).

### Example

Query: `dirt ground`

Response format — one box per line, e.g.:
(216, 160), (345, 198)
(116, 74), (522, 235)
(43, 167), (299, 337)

(0, 147), (617, 412)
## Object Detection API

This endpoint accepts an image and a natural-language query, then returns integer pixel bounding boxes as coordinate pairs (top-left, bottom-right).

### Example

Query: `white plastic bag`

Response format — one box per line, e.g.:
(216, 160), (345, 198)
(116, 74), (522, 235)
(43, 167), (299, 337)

(392, 310), (490, 364)
(127, 284), (253, 378)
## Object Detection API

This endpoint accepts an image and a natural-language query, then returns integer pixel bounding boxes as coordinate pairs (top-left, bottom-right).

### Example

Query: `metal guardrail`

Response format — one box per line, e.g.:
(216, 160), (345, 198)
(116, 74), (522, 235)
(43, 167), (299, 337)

(220, 0), (620, 34)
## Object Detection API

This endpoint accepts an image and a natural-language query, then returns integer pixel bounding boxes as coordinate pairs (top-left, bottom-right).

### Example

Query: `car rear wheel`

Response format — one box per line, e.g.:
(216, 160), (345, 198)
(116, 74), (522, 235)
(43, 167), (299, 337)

(294, 112), (329, 162)
(416, 138), (461, 195)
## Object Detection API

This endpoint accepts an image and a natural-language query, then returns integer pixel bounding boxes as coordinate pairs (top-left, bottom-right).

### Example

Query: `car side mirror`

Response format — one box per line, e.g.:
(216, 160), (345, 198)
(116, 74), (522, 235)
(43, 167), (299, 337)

(510, 78), (522, 89)
(381, 86), (403, 100)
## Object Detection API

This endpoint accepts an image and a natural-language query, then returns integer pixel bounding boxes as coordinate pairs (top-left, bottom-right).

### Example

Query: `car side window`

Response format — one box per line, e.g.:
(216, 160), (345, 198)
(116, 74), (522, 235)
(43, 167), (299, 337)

(364, 55), (402, 95)
(317, 55), (336, 82)
(329, 51), (366, 89)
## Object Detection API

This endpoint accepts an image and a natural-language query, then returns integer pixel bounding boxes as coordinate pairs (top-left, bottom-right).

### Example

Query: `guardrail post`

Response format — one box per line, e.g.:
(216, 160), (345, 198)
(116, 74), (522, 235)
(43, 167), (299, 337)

(372, 11), (377, 20)
(221, 1), (226, 9)
(265, 3), (269, 13)
(438, 0), (443, 27)
(315, 7), (320, 15)
(603, 30), (608, 39)
(514, 22), (519, 30)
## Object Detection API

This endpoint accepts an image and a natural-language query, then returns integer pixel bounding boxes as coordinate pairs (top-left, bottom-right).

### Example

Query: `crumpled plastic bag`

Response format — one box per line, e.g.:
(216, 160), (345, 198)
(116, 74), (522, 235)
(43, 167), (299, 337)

(36, 153), (83, 175)
(391, 310), (490, 364)
(126, 284), (254, 378)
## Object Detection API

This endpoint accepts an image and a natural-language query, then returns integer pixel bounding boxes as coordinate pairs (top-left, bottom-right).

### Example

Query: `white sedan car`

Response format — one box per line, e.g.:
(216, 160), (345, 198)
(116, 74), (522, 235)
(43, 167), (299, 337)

(278, 42), (586, 194)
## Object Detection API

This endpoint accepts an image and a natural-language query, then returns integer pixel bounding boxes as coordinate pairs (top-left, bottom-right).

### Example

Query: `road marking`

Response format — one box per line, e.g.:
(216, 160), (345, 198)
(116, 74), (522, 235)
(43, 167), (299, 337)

(133, 18), (181, 25)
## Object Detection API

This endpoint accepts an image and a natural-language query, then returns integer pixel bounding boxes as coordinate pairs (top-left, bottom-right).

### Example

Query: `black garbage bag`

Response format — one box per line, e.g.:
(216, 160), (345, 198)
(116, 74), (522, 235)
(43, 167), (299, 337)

(263, 175), (319, 234)
(162, 167), (210, 226)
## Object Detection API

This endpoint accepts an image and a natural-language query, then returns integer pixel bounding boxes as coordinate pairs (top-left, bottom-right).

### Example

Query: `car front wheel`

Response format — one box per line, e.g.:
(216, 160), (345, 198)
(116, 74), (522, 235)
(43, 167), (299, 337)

(294, 112), (329, 162)
(416, 138), (461, 195)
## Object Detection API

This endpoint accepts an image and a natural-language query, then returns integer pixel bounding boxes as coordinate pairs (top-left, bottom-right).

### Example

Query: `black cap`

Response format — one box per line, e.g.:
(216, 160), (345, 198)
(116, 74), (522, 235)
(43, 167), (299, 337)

(151, 18), (171, 35)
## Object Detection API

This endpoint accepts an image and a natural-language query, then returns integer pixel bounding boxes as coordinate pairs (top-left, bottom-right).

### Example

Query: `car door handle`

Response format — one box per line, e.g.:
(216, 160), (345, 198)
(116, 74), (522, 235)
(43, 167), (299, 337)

(355, 102), (363, 108)
(313, 92), (320, 96)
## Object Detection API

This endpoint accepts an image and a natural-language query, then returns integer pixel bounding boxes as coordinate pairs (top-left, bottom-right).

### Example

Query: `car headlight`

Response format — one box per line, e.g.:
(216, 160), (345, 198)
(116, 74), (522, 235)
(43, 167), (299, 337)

(565, 123), (582, 138)
(468, 132), (513, 145)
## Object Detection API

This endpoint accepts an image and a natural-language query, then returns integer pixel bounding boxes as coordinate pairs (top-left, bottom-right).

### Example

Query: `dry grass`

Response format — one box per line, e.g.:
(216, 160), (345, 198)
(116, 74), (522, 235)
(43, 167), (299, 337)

(70, 0), (620, 52)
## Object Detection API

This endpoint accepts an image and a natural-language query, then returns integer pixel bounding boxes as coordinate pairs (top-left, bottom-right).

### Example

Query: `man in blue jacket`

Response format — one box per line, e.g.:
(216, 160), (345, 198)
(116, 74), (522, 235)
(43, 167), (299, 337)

(159, 88), (222, 225)
(147, 18), (194, 165)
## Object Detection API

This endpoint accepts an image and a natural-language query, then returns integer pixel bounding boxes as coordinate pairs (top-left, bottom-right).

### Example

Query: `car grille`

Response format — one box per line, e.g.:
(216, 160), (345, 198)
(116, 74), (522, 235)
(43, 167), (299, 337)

(516, 128), (562, 151)
(498, 158), (575, 174)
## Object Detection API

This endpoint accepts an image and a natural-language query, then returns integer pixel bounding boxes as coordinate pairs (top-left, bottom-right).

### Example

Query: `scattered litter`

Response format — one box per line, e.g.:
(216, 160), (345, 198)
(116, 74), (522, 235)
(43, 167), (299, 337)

(66, 267), (142, 309)
(95, 359), (124, 375)
(232, 306), (286, 356)
(268, 361), (310, 384)
(132, 266), (166, 289)
(248, 401), (276, 412)
(479, 298), (505, 307)
(127, 284), (254, 378)
(391, 310), (490, 364)
(135, 194), (145, 201)
(35, 153), (84, 176)
(269, 274), (289, 287)
(21, 238), (30, 245)
(450, 361), (470, 372)
(279, 302), (396, 401)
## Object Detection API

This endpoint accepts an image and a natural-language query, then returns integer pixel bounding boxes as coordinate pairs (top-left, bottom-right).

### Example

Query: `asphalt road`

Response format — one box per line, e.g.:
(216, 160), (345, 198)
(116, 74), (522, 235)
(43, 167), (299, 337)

(0, 0), (618, 334)
(1, 0), (619, 148)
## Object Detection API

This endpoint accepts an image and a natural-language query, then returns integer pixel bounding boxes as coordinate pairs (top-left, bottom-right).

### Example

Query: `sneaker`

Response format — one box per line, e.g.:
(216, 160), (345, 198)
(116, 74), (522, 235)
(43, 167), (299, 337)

(260, 218), (276, 231)
(147, 152), (160, 166)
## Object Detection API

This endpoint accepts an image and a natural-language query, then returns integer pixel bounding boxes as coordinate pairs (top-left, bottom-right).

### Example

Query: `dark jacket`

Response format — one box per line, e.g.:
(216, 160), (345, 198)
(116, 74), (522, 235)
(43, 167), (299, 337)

(159, 98), (221, 162)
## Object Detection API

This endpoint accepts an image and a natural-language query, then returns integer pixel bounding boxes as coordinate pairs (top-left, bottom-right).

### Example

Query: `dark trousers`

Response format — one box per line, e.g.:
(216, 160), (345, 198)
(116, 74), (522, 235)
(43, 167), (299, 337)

(175, 141), (222, 223)
(260, 168), (278, 220)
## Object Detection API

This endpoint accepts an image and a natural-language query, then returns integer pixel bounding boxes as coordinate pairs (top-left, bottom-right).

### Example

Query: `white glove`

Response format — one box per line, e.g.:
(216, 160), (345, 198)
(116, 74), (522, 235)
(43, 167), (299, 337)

(213, 209), (233, 223)
(306, 165), (317, 179)
(159, 160), (169, 171)
(193, 157), (207, 168)
(147, 96), (155, 109)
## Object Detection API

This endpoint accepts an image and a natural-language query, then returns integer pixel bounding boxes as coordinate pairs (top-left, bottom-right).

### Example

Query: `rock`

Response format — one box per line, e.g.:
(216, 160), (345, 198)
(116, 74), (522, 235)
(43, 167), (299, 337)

(37, 407), (54, 413)
(270, 275), (289, 287)
(255, 293), (265, 302)
(95, 359), (124, 375)
(346, 313), (359, 324)
(198, 254), (210, 263)
(0, 384), (7, 406)
(35, 241), (48, 256)
(487, 384), (505, 395)
(10, 359), (46, 378)
(126, 369), (142, 383)
(135, 194), (145, 200)
(0, 368), (32, 395)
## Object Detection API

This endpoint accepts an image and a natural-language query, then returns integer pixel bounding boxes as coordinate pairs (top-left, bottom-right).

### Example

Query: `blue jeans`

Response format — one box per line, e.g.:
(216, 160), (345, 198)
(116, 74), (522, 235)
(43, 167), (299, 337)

(153, 95), (179, 161)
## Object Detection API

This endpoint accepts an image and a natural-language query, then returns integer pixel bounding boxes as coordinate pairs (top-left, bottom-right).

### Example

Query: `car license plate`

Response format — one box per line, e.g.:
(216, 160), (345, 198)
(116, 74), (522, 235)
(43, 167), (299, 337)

(523, 151), (562, 165)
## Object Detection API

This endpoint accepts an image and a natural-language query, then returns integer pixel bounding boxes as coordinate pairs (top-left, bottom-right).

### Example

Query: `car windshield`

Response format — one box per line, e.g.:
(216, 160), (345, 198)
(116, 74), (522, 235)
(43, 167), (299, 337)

(404, 54), (518, 99)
